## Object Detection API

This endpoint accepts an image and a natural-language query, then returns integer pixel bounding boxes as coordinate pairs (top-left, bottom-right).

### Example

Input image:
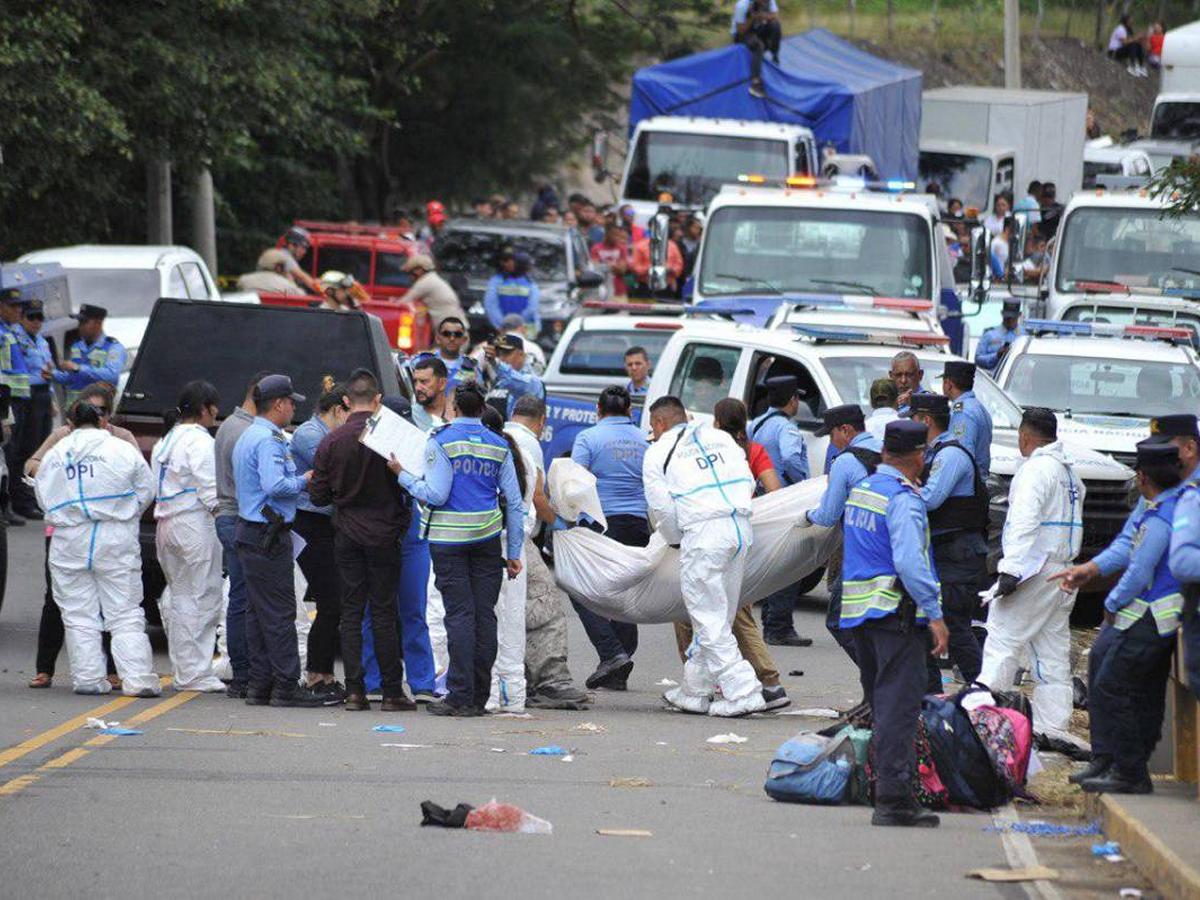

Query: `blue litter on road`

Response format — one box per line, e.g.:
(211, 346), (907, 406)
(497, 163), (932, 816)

(530, 745), (568, 756)
(99, 728), (144, 736)
(1092, 841), (1121, 856)
(986, 820), (1103, 837)
(373, 725), (407, 734)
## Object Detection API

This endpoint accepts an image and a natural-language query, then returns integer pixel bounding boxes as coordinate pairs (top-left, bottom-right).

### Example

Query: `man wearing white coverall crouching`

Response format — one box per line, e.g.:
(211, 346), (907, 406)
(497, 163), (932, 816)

(979, 407), (1086, 746)
(34, 401), (161, 697)
(643, 395), (764, 717)
(151, 380), (226, 692)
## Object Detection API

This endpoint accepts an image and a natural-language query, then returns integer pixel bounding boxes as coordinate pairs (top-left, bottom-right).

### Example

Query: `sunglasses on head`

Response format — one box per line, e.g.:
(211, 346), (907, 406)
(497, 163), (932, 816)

(440, 329), (466, 338)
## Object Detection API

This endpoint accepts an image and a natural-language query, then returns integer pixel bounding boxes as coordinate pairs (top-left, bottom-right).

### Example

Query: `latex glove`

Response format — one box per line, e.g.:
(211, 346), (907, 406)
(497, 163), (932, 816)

(995, 573), (1020, 597)
(794, 509), (816, 529)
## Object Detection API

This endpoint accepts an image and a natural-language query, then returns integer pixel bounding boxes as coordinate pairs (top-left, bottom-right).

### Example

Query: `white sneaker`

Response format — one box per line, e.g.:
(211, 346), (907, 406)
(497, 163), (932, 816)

(1127, 64), (1139, 76)
(663, 686), (710, 714)
(708, 692), (767, 717)
(173, 675), (227, 693)
(212, 655), (233, 682)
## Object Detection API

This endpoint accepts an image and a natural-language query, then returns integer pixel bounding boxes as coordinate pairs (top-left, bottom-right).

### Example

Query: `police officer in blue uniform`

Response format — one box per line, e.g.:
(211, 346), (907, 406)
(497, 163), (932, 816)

(395, 384), (525, 716)
(751, 375), (813, 645)
(16, 300), (54, 487)
(841, 419), (948, 827)
(974, 299), (1023, 374)
(232, 375), (336, 708)
(940, 360), (992, 477)
(1082, 440), (1185, 794)
(0, 289), (33, 523)
(487, 333), (545, 419)
(570, 385), (651, 689)
(803, 404), (882, 663)
(51, 304), (127, 408)
(908, 393), (987, 690)
(483, 247), (540, 335)
(1169, 419), (1200, 703)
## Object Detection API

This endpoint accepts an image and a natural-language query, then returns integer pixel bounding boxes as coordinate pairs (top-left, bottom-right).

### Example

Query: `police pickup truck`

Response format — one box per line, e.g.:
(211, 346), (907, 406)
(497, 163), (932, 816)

(993, 319), (1200, 470)
(114, 299), (400, 620)
(637, 319), (1135, 581)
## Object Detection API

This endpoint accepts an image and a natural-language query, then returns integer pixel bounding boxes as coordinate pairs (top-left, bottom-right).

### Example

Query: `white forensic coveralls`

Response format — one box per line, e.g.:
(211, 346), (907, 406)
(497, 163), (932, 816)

(152, 423), (225, 692)
(487, 421), (540, 711)
(979, 440), (1085, 738)
(35, 427), (161, 696)
(644, 422), (764, 717)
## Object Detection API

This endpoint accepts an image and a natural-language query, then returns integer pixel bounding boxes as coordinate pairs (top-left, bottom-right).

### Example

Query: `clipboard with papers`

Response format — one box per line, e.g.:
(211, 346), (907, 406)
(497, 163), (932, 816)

(358, 404), (428, 478)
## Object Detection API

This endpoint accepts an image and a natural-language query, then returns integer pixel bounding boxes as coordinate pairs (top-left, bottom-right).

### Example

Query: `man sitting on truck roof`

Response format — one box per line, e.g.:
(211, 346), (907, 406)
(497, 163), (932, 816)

(237, 249), (309, 297)
(731, 0), (781, 99)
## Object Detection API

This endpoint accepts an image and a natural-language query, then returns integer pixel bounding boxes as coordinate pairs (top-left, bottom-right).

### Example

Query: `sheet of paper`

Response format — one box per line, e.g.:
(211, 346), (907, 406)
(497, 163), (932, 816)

(358, 404), (427, 478)
(290, 531), (307, 561)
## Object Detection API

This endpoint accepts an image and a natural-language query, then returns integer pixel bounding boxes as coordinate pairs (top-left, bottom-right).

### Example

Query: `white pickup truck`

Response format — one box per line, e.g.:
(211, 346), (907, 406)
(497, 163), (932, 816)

(639, 320), (1135, 570)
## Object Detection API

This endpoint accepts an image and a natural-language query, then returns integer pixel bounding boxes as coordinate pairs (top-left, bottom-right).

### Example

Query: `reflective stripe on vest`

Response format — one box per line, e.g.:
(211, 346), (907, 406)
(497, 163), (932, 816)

(420, 506), (504, 543)
(422, 421), (508, 545)
(1115, 592), (1183, 637)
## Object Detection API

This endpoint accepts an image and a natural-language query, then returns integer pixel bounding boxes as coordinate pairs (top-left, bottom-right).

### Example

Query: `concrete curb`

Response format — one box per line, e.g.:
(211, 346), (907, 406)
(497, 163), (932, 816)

(1099, 792), (1200, 900)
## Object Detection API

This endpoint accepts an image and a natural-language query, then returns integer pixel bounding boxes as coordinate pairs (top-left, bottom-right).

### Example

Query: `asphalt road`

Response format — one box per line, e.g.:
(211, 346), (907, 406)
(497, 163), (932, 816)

(0, 524), (1026, 899)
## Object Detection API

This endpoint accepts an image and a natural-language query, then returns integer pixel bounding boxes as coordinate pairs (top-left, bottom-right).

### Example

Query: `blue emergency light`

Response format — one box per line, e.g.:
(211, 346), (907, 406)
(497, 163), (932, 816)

(1024, 318), (1193, 343)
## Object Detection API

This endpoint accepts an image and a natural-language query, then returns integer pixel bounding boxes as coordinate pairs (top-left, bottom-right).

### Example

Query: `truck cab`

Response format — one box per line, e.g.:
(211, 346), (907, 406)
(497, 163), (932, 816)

(686, 180), (972, 352)
(614, 116), (818, 225)
(919, 139), (1015, 214)
(1025, 189), (1200, 341)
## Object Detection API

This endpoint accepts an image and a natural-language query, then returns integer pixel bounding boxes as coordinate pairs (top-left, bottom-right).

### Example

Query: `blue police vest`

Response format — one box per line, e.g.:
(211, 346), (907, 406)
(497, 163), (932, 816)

(841, 471), (931, 628)
(495, 275), (534, 317)
(1116, 493), (1184, 637)
(422, 421), (510, 545)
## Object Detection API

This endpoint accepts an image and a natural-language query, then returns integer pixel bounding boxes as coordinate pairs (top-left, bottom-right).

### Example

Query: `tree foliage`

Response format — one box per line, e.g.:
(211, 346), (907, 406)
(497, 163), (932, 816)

(1150, 155), (1200, 218)
(1, 0), (719, 272)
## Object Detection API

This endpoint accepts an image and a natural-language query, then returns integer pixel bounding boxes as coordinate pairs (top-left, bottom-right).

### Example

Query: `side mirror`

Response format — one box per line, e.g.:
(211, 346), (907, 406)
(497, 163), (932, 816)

(575, 270), (603, 290)
(968, 225), (992, 301)
(1008, 212), (1029, 285)
(591, 130), (609, 182)
(648, 207), (671, 293)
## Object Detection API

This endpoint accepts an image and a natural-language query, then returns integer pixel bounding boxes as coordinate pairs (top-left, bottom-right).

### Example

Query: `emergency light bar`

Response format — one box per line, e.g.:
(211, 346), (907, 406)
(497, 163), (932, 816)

(791, 324), (950, 347)
(735, 174), (915, 193)
(1024, 318), (1193, 343)
(782, 293), (934, 314)
(580, 299), (758, 318)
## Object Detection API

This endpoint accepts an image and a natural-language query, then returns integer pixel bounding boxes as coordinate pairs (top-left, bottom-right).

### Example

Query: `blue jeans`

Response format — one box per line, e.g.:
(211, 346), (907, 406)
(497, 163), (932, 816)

(215, 514), (249, 685)
(362, 516), (436, 694)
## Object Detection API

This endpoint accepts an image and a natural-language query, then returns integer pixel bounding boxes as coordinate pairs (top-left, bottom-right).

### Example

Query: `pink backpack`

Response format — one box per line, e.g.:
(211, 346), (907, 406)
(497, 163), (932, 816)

(967, 705), (1033, 794)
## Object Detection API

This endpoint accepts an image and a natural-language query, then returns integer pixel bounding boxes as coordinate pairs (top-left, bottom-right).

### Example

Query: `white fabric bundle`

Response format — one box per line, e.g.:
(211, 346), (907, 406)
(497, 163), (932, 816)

(550, 462), (835, 624)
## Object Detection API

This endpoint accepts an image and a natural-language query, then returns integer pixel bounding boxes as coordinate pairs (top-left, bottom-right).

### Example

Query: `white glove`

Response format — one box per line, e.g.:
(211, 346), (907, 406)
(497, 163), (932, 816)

(794, 509), (815, 529)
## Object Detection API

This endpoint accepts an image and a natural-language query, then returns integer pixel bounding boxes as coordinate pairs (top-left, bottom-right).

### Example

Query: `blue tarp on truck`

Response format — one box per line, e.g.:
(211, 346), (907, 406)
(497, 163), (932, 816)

(629, 28), (922, 181)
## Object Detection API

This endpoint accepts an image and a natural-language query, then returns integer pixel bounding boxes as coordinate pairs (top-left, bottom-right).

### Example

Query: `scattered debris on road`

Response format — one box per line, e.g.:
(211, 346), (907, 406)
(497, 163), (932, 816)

(597, 829), (652, 838)
(706, 733), (748, 744)
(967, 865), (1060, 882)
(609, 777), (653, 788)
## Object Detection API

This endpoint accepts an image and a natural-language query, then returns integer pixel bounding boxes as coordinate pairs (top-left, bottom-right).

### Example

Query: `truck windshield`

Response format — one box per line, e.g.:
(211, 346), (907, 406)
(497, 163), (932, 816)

(1151, 102), (1200, 140)
(821, 356), (1025, 430)
(436, 231), (566, 281)
(919, 152), (992, 212)
(1005, 353), (1200, 419)
(63, 269), (161, 317)
(1056, 207), (1200, 293)
(699, 206), (932, 299)
(624, 132), (789, 207)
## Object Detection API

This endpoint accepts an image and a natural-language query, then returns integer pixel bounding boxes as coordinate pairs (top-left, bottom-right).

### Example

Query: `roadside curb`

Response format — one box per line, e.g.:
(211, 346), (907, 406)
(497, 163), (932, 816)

(1095, 789), (1200, 900)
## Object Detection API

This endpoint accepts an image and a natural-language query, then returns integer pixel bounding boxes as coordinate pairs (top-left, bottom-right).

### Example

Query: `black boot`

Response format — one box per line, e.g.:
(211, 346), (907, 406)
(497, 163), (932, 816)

(871, 798), (940, 828)
(1081, 767), (1153, 795)
(1068, 755), (1111, 785)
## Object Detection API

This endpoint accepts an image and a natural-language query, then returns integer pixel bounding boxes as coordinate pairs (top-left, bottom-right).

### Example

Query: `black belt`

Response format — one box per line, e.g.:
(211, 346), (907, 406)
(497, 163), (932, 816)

(237, 517), (293, 532)
(29, 384), (50, 393)
(930, 528), (984, 547)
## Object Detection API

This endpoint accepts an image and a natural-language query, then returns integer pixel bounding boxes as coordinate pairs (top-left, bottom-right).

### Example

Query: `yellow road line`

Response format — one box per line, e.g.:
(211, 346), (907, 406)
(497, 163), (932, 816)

(0, 675), (172, 770)
(0, 696), (137, 769)
(0, 688), (197, 799)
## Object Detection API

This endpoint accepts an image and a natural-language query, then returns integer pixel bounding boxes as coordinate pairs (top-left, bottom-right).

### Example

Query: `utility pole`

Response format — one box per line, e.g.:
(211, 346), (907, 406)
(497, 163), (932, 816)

(146, 159), (173, 245)
(1004, 0), (1022, 89)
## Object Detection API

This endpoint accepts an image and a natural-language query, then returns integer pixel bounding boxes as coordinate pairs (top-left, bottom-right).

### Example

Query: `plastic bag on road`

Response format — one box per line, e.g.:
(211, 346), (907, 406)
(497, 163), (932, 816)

(465, 799), (553, 834)
(552, 476), (835, 624)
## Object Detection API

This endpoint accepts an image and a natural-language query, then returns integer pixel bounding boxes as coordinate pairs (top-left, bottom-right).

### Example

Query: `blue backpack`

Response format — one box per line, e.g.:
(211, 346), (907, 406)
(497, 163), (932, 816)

(764, 727), (858, 804)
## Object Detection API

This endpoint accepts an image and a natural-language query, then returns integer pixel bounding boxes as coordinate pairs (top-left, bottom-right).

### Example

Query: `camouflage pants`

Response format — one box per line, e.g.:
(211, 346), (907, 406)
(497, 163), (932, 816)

(523, 539), (577, 694)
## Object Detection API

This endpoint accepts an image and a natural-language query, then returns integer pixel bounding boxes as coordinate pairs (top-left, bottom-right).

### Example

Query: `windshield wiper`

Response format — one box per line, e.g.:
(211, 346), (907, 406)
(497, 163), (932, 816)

(808, 278), (880, 296)
(1077, 410), (1146, 419)
(712, 273), (782, 295)
(1171, 266), (1200, 278)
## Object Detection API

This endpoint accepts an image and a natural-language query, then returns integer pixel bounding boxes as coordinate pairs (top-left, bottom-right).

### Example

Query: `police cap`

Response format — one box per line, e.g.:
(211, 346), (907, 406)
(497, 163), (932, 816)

(254, 374), (305, 404)
(884, 419), (928, 454)
(765, 375), (799, 407)
(1001, 299), (1021, 319)
(73, 304), (107, 322)
(814, 403), (865, 436)
(1135, 438), (1180, 470)
(907, 393), (950, 417)
(0, 288), (22, 305)
(938, 360), (976, 388)
(494, 333), (524, 352)
(23, 299), (44, 318)
(1147, 414), (1200, 443)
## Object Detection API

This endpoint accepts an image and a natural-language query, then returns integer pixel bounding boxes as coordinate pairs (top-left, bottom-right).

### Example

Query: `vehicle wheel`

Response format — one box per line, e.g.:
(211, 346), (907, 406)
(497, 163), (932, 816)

(796, 566), (825, 598)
